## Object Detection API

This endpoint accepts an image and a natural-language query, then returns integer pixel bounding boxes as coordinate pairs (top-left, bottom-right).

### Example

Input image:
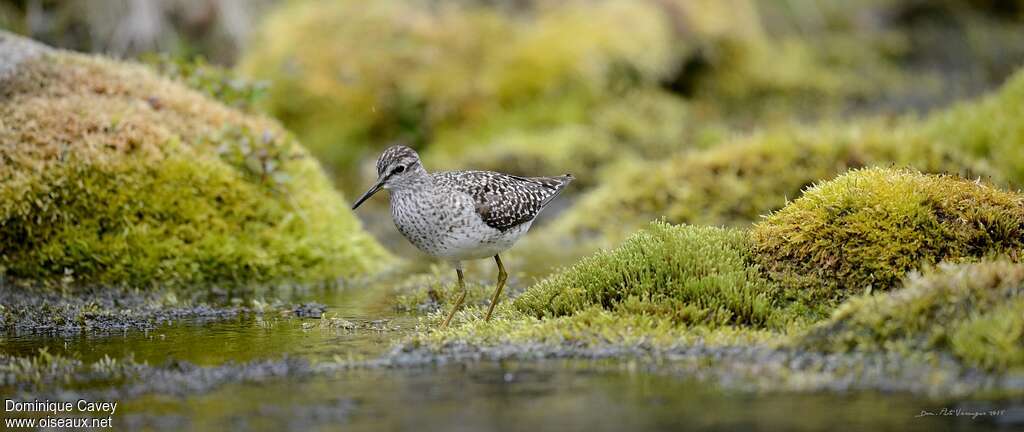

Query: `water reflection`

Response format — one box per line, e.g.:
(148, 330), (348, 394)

(1, 284), (416, 365)
(121, 361), (1009, 432)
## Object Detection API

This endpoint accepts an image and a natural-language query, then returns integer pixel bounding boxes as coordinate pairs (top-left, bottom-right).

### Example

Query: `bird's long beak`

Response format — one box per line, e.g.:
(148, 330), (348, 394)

(351, 176), (386, 210)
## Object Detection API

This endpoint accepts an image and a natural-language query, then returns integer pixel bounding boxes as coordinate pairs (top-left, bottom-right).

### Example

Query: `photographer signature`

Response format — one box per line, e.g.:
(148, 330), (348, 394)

(915, 408), (1006, 419)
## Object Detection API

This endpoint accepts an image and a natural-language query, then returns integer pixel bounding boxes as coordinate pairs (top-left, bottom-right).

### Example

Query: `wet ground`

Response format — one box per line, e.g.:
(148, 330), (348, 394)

(2, 279), (1022, 431)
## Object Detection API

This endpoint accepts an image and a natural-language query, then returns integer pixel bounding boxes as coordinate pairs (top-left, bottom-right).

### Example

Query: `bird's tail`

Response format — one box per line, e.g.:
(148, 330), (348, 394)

(527, 174), (573, 190)
(533, 174), (573, 206)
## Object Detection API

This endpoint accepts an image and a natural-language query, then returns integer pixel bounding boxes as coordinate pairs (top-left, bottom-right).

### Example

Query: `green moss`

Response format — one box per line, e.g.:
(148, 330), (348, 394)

(923, 71), (1024, 185)
(142, 53), (268, 112)
(513, 222), (799, 328)
(412, 305), (776, 352)
(0, 34), (389, 289)
(794, 261), (1024, 372)
(752, 168), (1024, 303)
(951, 298), (1024, 371)
(241, 0), (1024, 198)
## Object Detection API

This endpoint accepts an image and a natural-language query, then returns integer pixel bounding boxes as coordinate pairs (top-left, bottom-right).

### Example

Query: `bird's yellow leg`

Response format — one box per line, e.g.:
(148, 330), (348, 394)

(441, 267), (466, 328)
(484, 254), (507, 321)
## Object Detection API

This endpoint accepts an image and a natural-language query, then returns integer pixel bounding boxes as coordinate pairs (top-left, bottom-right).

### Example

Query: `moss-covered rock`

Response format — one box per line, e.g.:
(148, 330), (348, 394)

(795, 261), (1024, 372)
(752, 168), (1024, 302)
(513, 222), (796, 328)
(0, 32), (389, 289)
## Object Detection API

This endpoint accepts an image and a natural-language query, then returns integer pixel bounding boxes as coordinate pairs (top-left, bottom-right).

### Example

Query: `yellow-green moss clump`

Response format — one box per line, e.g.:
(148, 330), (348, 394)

(795, 261), (1024, 372)
(0, 33), (389, 288)
(753, 168), (1024, 303)
(514, 222), (796, 328)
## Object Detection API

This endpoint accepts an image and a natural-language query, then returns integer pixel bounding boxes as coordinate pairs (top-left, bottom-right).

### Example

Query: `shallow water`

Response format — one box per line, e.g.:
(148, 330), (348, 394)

(119, 361), (1013, 432)
(2, 281), (1019, 431)
(2, 285), (415, 366)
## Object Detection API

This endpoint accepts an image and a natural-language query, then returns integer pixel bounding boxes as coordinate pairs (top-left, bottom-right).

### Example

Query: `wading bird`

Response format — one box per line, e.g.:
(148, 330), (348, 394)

(351, 145), (572, 327)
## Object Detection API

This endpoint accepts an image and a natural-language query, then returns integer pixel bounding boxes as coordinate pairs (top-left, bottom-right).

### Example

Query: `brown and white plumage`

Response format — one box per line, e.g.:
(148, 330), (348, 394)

(434, 170), (573, 232)
(351, 145), (572, 325)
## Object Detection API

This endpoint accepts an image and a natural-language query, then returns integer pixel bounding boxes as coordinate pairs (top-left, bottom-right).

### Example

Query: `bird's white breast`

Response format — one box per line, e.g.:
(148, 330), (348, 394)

(389, 188), (531, 261)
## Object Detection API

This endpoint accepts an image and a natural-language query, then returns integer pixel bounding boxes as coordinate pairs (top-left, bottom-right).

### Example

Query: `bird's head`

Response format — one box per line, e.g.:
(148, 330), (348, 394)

(352, 145), (425, 210)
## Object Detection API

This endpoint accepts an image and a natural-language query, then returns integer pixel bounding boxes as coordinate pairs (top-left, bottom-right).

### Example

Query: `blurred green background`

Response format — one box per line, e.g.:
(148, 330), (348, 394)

(4, 1), (1024, 414)
(4, 0), (1024, 259)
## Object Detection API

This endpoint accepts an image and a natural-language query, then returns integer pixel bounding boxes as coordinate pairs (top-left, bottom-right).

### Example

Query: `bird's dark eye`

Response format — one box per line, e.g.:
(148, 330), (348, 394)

(392, 165), (406, 174)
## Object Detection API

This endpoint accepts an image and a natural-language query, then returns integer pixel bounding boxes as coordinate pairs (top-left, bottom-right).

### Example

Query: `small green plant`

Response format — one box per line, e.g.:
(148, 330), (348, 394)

(203, 125), (306, 189)
(142, 53), (267, 112)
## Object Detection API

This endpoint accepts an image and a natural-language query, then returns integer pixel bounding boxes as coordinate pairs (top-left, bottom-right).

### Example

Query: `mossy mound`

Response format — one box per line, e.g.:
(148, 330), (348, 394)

(753, 168), (1024, 303)
(795, 261), (1024, 372)
(513, 222), (796, 328)
(0, 32), (389, 288)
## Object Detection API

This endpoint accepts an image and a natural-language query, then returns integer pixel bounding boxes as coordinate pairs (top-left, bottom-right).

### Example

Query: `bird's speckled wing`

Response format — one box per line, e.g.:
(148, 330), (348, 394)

(433, 171), (573, 231)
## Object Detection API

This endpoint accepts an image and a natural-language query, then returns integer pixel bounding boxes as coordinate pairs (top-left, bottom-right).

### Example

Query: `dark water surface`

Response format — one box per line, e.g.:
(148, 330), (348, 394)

(2, 281), (1019, 431)
(120, 361), (1015, 432)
